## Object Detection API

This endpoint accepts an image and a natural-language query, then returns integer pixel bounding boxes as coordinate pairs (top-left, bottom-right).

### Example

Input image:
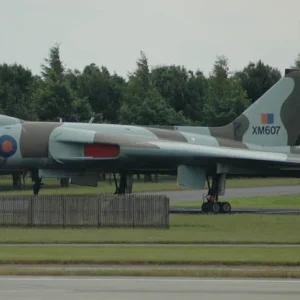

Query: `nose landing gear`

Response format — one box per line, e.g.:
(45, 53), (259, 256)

(113, 173), (133, 195)
(31, 169), (43, 195)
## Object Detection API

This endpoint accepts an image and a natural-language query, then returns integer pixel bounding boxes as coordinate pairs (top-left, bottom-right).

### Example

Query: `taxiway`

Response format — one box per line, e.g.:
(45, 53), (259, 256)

(144, 185), (300, 202)
(1, 276), (300, 300)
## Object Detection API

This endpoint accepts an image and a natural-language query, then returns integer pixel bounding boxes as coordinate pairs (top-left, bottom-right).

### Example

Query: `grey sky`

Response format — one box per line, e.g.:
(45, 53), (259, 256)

(1, 0), (300, 78)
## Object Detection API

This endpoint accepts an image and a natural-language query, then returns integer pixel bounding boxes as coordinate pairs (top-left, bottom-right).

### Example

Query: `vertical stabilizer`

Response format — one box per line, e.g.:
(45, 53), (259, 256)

(210, 70), (300, 146)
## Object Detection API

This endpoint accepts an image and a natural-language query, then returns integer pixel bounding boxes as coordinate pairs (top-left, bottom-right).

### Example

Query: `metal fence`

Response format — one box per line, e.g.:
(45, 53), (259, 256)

(0, 194), (169, 228)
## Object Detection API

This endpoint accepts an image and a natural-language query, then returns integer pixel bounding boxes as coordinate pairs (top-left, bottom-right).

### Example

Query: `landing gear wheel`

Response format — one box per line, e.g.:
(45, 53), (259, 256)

(32, 180), (40, 195)
(212, 202), (220, 213)
(201, 202), (209, 213)
(201, 172), (232, 214)
(221, 202), (231, 213)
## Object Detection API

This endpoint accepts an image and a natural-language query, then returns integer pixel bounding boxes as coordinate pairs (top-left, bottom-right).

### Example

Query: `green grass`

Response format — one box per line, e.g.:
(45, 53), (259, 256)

(0, 178), (188, 195)
(0, 245), (299, 266)
(224, 177), (300, 188)
(1, 267), (300, 278)
(173, 194), (300, 208)
(1, 214), (300, 244)
(0, 176), (299, 196)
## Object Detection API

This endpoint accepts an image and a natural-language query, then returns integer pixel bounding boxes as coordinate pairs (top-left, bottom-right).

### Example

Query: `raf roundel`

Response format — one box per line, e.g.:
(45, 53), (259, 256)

(0, 135), (17, 158)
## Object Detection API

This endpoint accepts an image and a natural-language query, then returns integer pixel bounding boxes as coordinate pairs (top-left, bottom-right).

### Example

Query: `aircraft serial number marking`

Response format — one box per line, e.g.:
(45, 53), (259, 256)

(252, 126), (280, 135)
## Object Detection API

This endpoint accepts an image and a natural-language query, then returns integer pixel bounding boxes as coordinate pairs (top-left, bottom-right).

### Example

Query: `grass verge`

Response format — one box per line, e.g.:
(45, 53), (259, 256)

(0, 177), (299, 196)
(0, 246), (299, 266)
(0, 267), (300, 278)
(173, 194), (300, 208)
(1, 214), (300, 244)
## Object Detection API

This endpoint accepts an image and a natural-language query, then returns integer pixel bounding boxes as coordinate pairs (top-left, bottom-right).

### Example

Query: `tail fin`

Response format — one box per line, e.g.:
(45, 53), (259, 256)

(210, 69), (300, 146)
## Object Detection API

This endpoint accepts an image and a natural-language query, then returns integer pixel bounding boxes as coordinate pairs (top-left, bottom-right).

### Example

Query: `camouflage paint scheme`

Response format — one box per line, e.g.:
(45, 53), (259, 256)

(1, 70), (300, 187)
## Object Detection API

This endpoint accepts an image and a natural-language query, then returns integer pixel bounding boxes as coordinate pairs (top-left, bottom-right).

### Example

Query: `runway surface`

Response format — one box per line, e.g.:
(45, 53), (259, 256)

(1, 276), (300, 300)
(143, 185), (300, 202)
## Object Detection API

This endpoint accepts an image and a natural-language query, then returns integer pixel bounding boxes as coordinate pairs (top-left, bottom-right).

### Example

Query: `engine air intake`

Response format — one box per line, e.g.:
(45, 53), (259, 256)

(84, 143), (120, 158)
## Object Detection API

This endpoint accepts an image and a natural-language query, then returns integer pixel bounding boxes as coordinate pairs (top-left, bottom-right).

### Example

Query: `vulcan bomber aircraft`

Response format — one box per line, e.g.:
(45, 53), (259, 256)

(1, 69), (300, 213)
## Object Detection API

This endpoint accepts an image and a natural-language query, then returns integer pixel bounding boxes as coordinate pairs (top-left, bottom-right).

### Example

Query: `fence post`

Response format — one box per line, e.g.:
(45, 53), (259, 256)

(97, 196), (101, 228)
(31, 196), (34, 227)
(28, 196), (33, 227)
(166, 196), (169, 229)
(62, 196), (66, 228)
(132, 196), (135, 229)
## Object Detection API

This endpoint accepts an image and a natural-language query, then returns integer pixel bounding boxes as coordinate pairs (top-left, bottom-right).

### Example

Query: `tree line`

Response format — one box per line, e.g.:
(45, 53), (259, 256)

(2, 44), (299, 127)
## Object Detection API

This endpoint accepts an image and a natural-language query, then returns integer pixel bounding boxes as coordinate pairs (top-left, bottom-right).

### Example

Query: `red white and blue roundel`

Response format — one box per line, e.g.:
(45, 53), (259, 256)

(0, 135), (17, 158)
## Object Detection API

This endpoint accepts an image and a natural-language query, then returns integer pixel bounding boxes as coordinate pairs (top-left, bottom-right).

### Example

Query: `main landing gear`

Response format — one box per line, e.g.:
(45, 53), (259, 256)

(113, 173), (133, 195)
(31, 170), (43, 195)
(201, 174), (231, 214)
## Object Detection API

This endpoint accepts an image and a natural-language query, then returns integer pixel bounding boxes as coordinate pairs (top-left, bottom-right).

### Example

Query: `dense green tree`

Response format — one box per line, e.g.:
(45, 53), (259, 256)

(183, 70), (207, 124)
(65, 68), (81, 91)
(34, 70), (83, 121)
(151, 66), (206, 123)
(0, 45), (289, 128)
(127, 51), (151, 97)
(291, 53), (300, 69)
(235, 60), (281, 103)
(33, 44), (94, 122)
(76, 64), (125, 123)
(119, 88), (189, 125)
(41, 43), (65, 80)
(119, 51), (190, 125)
(0, 63), (37, 120)
(203, 56), (251, 126)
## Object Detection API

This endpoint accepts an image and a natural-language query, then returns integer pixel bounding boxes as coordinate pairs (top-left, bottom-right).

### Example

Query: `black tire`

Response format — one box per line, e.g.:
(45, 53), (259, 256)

(212, 202), (220, 213)
(218, 202), (224, 213)
(32, 182), (40, 195)
(221, 202), (231, 213)
(201, 202), (209, 213)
